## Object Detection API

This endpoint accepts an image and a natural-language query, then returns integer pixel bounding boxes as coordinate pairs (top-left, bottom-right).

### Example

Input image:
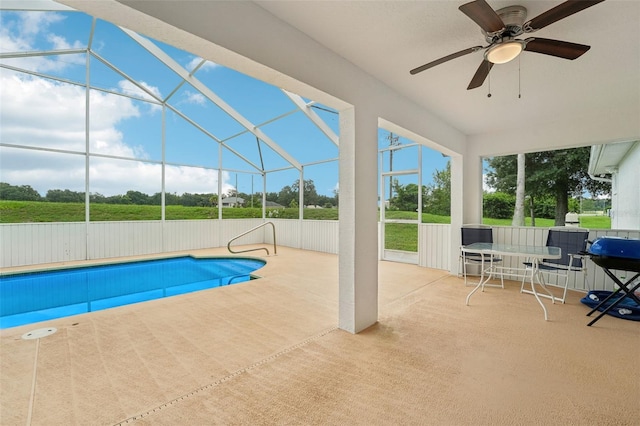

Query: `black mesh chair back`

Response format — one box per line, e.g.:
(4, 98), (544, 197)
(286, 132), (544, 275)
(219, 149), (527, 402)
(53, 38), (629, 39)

(460, 225), (503, 287)
(461, 227), (493, 246)
(544, 229), (589, 269)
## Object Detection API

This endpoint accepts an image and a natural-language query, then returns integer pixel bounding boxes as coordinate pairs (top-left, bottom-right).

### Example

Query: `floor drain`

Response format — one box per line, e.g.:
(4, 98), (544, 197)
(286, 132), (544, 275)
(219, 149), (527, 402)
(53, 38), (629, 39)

(22, 328), (57, 340)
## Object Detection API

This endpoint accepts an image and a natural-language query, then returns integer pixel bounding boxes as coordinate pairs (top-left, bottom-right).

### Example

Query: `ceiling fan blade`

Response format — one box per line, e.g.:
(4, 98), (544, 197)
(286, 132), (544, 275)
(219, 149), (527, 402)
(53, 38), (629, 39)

(410, 46), (483, 75)
(459, 0), (505, 34)
(524, 38), (590, 59)
(467, 60), (494, 90)
(524, 0), (605, 32)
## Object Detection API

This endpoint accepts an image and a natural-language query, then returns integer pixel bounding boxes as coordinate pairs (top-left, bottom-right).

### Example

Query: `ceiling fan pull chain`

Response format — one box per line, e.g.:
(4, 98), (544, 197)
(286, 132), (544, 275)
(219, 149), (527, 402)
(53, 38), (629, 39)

(518, 54), (522, 99)
(487, 62), (492, 98)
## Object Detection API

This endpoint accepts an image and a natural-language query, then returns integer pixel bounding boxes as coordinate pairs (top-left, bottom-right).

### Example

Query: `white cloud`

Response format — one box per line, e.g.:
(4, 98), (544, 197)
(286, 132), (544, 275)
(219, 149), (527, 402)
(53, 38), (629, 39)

(0, 12), (231, 198)
(0, 72), (231, 196)
(117, 79), (162, 103)
(46, 33), (83, 50)
(1, 71), (92, 150)
(178, 89), (206, 106)
(20, 11), (64, 37)
(0, 11), (84, 72)
(165, 166), (233, 195)
(186, 56), (218, 73)
(87, 161), (233, 196)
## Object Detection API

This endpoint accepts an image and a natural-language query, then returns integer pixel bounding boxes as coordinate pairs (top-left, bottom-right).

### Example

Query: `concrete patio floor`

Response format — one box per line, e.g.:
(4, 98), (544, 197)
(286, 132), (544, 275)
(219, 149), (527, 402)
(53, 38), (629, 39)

(1, 246), (638, 425)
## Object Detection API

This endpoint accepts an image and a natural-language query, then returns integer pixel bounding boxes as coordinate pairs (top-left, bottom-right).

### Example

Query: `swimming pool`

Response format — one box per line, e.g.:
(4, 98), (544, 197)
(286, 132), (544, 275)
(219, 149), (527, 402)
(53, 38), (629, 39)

(0, 256), (265, 329)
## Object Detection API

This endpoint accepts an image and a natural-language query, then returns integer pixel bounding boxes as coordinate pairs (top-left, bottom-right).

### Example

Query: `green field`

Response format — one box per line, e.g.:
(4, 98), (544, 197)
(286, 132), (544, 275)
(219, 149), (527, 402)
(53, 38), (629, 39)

(0, 200), (609, 252)
(0, 201), (338, 222)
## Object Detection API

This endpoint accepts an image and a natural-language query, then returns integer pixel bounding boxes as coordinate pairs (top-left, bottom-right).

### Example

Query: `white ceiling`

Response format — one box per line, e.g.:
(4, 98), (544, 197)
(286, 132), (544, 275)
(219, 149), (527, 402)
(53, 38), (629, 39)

(256, 0), (640, 137)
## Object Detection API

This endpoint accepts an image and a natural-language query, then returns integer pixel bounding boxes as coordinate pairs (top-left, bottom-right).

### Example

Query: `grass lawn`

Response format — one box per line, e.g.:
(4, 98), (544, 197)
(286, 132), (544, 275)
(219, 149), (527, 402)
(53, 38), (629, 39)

(384, 223), (418, 252)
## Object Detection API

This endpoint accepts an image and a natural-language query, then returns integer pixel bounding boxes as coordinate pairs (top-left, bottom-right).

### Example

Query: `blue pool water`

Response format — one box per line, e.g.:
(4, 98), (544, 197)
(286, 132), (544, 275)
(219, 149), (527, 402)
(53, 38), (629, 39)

(0, 256), (265, 329)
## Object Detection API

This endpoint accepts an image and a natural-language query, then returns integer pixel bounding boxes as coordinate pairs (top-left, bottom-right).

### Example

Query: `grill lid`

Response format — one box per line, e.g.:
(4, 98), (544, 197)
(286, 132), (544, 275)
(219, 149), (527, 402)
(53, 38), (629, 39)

(588, 237), (640, 260)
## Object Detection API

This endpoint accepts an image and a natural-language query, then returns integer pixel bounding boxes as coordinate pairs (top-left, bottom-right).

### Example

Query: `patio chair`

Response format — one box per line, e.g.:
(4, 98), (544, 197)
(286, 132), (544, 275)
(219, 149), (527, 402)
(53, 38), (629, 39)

(460, 224), (503, 287)
(521, 227), (589, 304)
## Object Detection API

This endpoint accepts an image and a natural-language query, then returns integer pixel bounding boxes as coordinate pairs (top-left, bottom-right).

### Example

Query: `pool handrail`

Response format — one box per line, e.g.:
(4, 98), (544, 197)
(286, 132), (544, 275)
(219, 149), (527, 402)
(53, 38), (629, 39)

(227, 221), (277, 256)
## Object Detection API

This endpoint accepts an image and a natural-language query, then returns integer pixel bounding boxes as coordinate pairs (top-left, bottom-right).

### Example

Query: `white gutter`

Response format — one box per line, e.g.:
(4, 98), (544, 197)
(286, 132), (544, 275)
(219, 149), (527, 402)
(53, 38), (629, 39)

(588, 145), (612, 183)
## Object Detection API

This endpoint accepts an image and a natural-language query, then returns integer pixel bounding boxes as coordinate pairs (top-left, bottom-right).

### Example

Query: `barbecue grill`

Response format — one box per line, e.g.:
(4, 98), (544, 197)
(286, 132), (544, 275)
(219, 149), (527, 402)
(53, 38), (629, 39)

(583, 237), (640, 326)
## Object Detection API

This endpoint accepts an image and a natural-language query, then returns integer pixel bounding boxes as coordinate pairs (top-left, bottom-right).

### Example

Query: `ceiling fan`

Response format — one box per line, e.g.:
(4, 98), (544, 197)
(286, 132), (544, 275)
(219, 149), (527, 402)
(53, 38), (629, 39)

(410, 0), (605, 90)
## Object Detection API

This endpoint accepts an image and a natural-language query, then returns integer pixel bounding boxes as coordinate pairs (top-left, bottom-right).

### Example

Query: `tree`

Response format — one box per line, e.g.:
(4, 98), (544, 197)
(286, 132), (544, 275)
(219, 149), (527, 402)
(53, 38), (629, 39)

(181, 192), (213, 207)
(0, 183), (42, 201)
(486, 147), (610, 226)
(512, 153), (525, 226)
(46, 189), (84, 203)
(90, 192), (107, 203)
(390, 182), (422, 211)
(163, 192), (182, 206)
(316, 194), (336, 208)
(277, 185), (295, 207)
(291, 179), (319, 206)
(424, 162), (451, 216)
(264, 192), (279, 203)
(483, 192), (515, 219)
(125, 190), (151, 205)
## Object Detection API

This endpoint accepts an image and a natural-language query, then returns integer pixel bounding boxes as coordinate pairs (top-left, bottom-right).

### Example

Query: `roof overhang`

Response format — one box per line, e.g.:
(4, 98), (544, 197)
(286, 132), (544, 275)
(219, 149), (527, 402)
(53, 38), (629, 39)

(588, 140), (639, 179)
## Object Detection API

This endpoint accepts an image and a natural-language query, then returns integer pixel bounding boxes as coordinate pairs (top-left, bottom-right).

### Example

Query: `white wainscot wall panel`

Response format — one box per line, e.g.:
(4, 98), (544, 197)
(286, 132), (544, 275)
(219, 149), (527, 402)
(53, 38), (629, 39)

(87, 221), (163, 260)
(301, 220), (339, 254)
(0, 223), (86, 267)
(263, 219), (338, 253)
(266, 219), (301, 249)
(419, 224), (451, 270)
(222, 219), (265, 249)
(163, 220), (220, 252)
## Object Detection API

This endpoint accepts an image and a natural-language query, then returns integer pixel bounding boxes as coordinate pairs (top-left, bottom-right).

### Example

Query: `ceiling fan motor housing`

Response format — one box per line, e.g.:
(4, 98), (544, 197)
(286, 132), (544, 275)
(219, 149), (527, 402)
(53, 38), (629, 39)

(482, 5), (528, 42)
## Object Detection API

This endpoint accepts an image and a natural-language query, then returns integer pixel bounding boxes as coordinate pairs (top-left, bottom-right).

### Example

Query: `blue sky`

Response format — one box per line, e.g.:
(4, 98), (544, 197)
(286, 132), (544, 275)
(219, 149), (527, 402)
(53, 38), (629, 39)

(0, 6), (450, 199)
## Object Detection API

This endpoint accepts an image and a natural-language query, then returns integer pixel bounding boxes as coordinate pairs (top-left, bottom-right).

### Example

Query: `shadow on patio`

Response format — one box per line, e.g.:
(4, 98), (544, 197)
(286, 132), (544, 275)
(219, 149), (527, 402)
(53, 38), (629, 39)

(1, 247), (637, 425)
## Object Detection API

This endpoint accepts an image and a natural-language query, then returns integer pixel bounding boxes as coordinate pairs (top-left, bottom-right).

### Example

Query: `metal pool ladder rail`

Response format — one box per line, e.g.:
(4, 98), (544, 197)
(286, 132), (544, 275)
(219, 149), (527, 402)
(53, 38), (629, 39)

(227, 221), (277, 255)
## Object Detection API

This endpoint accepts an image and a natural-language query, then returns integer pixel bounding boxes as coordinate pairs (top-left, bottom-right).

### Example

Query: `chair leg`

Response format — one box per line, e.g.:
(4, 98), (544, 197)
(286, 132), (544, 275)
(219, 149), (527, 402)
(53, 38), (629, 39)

(559, 273), (569, 304)
(520, 267), (529, 293)
(535, 271), (557, 303)
(463, 257), (468, 286)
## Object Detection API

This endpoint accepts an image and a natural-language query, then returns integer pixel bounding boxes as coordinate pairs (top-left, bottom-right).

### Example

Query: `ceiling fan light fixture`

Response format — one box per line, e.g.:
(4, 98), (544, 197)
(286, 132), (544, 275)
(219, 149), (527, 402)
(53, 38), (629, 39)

(485, 41), (524, 64)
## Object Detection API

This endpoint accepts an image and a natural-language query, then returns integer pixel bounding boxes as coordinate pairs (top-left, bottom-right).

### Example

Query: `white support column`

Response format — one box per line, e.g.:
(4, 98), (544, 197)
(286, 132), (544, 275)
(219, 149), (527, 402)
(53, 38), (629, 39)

(450, 154), (464, 275)
(338, 106), (378, 334)
(462, 154), (484, 224)
(452, 151), (485, 275)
